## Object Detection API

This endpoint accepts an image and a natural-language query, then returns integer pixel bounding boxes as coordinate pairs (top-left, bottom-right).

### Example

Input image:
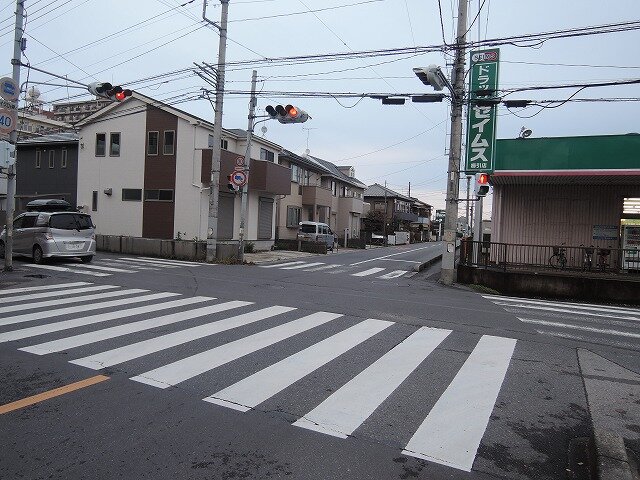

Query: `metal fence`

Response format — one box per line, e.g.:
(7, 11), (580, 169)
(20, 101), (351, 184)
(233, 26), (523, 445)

(460, 240), (640, 274)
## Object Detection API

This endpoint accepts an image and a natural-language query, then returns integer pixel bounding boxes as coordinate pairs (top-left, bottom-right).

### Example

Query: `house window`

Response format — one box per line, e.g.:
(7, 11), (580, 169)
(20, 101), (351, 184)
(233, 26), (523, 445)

(61, 149), (68, 168)
(260, 148), (274, 162)
(291, 164), (303, 184)
(122, 188), (142, 201)
(331, 181), (337, 196)
(221, 138), (228, 150)
(35, 150), (41, 168)
(144, 189), (174, 201)
(96, 133), (106, 156)
(286, 206), (302, 227)
(48, 150), (55, 168)
(163, 130), (175, 155)
(147, 131), (158, 155)
(109, 133), (121, 156)
(92, 191), (98, 211)
(303, 170), (311, 186)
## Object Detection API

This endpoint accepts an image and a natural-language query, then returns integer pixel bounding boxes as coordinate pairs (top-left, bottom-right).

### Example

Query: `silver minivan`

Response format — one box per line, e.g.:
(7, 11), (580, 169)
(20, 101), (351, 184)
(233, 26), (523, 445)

(297, 221), (337, 251)
(0, 211), (96, 264)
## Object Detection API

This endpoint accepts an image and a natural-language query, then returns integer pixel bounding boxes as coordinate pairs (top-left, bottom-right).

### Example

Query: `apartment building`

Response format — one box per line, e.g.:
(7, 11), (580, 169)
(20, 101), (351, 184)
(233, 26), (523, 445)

(277, 150), (366, 240)
(75, 93), (290, 249)
(52, 98), (112, 124)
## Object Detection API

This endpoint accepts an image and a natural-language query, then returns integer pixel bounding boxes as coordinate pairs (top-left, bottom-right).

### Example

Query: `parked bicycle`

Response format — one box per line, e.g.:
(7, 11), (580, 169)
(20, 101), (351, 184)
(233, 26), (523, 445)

(597, 247), (611, 272)
(580, 244), (594, 271)
(549, 243), (568, 269)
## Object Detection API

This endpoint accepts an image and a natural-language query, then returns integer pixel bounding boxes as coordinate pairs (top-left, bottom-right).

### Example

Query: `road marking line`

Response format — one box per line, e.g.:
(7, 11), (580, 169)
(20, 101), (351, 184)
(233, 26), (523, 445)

(351, 267), (386, 277)
(303, 264), (342, 272)
(0, 288), (149, 316)
(0, 375), (109, 415)
(138, 256), (203, 266)
(66, 264), (135, 273)
(519, 318), (640, 339)
(280, 262), (325, 270)
(349, 245), (437, 266)
(259, 261), (304, 269)
(117, 258), (180, 268)
(402, 335), (517, 472)
(206, 319), (394, 412)
(0, 282), (91, 295)
(293, 326), (451, 437)
(0, 292), (179, 331)
(24, 300), (246, 356)
(70, 305), (294, 369)
(21, 264), (110, 276)
(535, 330), (640, 350)
(0, 284), (119, 304)
(131, 311), (343, 389)
(379, 259), (422, 264)
(96, 260), (160, 270)
(494, 302), (640, 322)
(377, 270), (408, 279)
(484, 295), (640, 315)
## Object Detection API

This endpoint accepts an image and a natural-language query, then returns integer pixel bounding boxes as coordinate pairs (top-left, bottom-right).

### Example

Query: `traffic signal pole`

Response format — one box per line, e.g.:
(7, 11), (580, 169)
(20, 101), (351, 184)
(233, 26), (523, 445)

(439, 0), (468, 286)
(204, 0), (229, 262)
(238, 70), (257, 264)
(4, 0), (25, 272)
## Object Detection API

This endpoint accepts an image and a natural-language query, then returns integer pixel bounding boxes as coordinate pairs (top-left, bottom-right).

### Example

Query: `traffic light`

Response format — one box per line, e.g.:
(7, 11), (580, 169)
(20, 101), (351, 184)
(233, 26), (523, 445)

(477, 173), (490, 197)
(87, 82), (132, 102)
(265, 104), (309, 124)
(227, 173), (239, 192)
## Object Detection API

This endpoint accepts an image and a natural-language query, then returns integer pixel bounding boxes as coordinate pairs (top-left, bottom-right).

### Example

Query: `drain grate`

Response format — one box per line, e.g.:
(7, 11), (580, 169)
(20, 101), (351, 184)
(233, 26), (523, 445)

(24, 274), (50, 279)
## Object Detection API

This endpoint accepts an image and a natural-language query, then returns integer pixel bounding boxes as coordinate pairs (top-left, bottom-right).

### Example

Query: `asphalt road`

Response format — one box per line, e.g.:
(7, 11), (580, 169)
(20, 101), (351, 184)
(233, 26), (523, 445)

(0, 245), (638, 480)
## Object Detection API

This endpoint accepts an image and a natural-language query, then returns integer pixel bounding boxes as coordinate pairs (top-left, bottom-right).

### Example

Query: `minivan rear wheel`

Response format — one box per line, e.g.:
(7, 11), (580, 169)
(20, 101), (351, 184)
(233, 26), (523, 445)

(33, 245), (45, 264)
(80, 255), (93, 263)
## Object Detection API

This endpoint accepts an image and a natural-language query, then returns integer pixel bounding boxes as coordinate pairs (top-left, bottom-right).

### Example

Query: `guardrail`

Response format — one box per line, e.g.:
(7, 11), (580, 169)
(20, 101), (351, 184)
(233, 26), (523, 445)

(460, 240), (640, 274)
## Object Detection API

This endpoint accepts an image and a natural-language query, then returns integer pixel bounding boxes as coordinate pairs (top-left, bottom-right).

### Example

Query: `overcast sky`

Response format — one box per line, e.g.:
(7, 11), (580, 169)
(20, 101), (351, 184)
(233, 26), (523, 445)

(1, 0), (639, 217)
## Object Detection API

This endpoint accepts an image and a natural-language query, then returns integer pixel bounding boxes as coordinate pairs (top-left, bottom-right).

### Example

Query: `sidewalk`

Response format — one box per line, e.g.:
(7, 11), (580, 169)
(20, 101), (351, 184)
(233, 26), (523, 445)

(243, 245), (383, 265)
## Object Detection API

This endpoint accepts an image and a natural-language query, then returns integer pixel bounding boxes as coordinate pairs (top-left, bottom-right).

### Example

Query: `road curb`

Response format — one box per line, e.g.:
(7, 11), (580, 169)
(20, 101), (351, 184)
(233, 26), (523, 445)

(592, 430), (635, 480)
(413, 254), (442, 272)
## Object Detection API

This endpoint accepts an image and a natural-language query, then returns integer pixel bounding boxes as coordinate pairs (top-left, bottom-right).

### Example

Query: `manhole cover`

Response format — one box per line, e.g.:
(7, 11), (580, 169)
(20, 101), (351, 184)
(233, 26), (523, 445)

(24, 274), (50, 279)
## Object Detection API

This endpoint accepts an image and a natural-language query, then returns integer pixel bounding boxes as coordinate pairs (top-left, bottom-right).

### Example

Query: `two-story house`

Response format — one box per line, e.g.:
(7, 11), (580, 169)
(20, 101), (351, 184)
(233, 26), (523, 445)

(74, 93), (290, 250)
(363, 184), (419, 234)
(276, 150), (366, 240)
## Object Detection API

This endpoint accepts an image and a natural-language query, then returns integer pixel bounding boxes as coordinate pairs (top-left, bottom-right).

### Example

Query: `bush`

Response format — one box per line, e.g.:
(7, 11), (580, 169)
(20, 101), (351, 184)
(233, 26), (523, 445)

(244, 241), (255, 253)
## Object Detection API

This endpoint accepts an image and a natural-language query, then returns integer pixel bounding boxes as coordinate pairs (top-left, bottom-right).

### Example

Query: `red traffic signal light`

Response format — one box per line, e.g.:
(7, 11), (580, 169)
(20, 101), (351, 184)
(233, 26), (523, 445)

(265, 104), (310, 124)
(477, 173), (490, 197)
(87, 82), (132, 102)
(478, 173), (490, 184)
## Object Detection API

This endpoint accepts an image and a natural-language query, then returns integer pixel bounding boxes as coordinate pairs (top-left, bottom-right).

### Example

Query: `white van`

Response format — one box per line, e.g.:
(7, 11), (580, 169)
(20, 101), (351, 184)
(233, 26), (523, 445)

(297, 221), (337, 251)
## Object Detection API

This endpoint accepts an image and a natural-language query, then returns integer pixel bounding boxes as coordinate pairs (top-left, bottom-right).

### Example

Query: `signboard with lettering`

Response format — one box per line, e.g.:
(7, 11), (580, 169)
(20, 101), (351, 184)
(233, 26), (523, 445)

(465, 49), (500, 173)
(592, 224), (619, 241)
(0, 77), (18, 102)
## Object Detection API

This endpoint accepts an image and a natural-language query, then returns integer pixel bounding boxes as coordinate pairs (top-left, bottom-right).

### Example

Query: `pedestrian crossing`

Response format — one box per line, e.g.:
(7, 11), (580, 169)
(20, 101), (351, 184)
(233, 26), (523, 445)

(0, 281), (518, 472)
(260, 261), (414, 280)
(483, 294), (640, 349)
(20, 256), (204, 277)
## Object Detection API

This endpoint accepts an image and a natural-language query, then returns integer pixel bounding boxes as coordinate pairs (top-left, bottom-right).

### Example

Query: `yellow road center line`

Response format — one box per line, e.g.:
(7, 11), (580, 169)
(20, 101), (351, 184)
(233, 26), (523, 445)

(0, 375), (109, 414)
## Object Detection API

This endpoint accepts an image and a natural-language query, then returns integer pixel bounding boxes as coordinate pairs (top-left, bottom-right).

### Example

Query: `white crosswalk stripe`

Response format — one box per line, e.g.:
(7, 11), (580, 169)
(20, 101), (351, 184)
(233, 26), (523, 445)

(0, 281), (91, 295)
(0, 284), (119, 304)
(483, 294), (640, 349)
(65, 264), (136, 273)
(3, 281), (520, 471)
(258, 261), (414, 280)
(21, 263), (111, 276)
(96, 260), (160, 270)
(351, 267), (386, 277)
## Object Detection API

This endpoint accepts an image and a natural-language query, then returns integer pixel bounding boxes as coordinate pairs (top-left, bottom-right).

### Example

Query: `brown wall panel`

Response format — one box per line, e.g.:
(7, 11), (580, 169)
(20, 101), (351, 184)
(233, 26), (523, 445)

(143, 106), (178, 239)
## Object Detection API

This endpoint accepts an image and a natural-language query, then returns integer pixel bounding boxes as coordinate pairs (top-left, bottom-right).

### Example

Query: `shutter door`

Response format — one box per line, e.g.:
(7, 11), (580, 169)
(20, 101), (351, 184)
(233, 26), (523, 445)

(258, 197), (274, 240)
(217, 193), (234, 240)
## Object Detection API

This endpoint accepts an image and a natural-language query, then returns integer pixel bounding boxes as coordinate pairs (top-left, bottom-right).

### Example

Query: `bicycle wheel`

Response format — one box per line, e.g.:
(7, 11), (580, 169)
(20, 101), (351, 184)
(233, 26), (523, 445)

(549, 254), (560, 269)
(559, 256), (567, 270)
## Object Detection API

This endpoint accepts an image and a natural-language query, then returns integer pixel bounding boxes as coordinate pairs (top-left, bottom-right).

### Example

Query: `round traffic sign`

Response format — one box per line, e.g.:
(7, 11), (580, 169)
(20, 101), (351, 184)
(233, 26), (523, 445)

(235, 156), (245, 167)
(0, 108), (17, 134)
(0, 77), (18, 102)
(231, 170), (247, 187)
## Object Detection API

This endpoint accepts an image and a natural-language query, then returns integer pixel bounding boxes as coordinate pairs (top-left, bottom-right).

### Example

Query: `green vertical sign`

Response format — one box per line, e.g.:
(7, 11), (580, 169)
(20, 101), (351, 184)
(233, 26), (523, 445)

(465, 49), (500, 173)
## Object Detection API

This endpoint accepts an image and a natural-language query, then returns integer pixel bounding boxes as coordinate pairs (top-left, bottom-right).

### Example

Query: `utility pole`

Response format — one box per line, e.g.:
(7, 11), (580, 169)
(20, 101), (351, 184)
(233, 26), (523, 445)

(4, 0), (25, 272)
(238, 70), (257, 264)
(439, 0), (468, 285)
(383, 181), (388, 247)
(465, 176), (471, 236)
(204, 0), (229, 263)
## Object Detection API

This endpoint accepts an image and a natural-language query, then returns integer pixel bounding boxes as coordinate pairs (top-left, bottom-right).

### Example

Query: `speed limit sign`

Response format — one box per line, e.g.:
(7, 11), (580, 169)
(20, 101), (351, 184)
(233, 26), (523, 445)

(0, 108), (17, 134)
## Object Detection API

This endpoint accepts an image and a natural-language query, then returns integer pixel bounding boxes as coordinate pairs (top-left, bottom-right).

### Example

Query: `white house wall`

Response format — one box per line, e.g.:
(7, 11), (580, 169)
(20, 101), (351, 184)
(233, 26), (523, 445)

(77, 99), (146, 237)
